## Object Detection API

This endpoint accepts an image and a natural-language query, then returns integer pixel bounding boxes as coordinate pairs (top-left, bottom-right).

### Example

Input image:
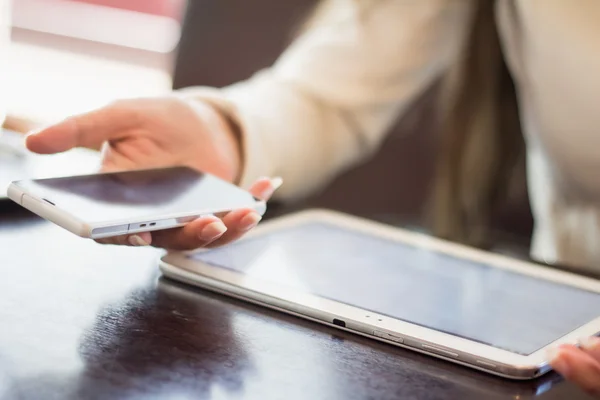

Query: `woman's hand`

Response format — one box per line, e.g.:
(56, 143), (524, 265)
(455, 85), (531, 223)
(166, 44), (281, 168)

(25, 96), (281, 250)
(548, 337), (600, 397)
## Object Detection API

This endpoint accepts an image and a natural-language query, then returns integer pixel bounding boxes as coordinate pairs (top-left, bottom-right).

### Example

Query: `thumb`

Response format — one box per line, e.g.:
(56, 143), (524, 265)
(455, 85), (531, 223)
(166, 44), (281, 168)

(26, 102), (138, 154)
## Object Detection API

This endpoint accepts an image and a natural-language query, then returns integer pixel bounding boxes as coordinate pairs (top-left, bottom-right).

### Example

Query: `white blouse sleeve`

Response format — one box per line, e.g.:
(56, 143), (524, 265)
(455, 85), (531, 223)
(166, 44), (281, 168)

(179, 0), (473, 201)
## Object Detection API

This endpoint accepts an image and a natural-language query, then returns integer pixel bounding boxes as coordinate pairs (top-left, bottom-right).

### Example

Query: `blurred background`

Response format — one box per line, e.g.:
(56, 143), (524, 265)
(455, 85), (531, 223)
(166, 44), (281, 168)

(5, 0), (323, 124)
(6, 0), (183, 123)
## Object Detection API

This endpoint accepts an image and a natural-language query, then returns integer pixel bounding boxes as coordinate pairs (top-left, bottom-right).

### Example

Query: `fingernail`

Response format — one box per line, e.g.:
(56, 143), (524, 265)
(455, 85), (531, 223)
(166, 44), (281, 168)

(546, 346), (569, 375)
(239, 213), (262, 231)
(578, 336), (600, 351)
(200, 221), (227, 242)
(259, 176), (283, 199)
(128, 235), (149, 246)
(271, 176), (283, 190)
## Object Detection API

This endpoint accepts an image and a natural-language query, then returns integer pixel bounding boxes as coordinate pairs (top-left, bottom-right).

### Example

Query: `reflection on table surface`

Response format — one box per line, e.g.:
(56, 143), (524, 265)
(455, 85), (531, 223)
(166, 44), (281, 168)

(0, 205), (594, 400)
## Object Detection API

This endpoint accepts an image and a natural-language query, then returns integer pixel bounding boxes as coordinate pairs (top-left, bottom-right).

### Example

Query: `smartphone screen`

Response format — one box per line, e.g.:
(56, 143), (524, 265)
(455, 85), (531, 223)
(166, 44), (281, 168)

(13, 166), (258, 223)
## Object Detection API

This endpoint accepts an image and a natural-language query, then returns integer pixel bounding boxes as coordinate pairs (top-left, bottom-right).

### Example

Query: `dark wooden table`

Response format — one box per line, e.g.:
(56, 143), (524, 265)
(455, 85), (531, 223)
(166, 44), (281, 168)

(0, 202), (595, 400)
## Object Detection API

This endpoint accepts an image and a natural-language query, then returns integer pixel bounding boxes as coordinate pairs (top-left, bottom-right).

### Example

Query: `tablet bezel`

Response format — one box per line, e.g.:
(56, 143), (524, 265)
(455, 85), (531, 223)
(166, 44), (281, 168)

(159, 208), (600, 379)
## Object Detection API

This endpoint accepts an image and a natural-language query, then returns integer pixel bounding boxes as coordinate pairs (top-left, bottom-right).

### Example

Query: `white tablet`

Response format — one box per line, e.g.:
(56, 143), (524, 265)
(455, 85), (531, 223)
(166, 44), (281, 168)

(159, 209), (600, 380)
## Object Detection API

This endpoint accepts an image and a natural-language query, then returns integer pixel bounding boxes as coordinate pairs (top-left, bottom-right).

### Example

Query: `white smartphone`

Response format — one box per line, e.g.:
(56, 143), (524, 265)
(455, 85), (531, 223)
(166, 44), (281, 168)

(7, 166), (266, 239)
(159, 209), (600, 380)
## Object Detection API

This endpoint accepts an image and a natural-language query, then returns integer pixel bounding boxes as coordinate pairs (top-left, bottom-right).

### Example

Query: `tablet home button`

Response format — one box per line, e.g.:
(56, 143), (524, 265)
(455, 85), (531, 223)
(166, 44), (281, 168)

(421, 344), (458, 358)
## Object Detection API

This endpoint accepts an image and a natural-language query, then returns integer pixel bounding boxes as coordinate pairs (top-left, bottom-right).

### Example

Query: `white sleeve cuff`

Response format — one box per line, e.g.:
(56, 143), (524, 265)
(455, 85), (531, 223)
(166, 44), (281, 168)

(175, 84), (273, 192)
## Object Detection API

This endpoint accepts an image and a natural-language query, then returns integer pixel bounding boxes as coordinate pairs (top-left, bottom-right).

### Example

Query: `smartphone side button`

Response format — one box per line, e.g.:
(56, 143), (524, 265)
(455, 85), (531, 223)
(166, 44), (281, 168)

(91, 224), (129, 237)
(421, 344), (459, 358)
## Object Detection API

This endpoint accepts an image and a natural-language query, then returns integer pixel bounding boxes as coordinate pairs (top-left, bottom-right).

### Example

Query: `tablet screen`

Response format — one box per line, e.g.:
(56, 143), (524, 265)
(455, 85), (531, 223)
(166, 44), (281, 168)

(189, 221), (600, 355)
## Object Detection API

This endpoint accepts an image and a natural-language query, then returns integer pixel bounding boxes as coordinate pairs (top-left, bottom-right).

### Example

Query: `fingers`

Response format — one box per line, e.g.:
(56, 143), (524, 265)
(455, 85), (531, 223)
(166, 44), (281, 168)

(95, 231), (152, 247)
(249, 176), (283, 201)
(149, 176), (282, 249)
(579, 336), (600, 360)
(94, 210), (255, 251)
(204, 208), (262, 248)
(95, 216), (228, 250)
(152, 208), (257, 250)
(25, 101), (139, 154)
(204, 176), (283, 247)
(150, 215), (228, 250)
(93, 176), (282, 250)
(548, 344), (600, 395)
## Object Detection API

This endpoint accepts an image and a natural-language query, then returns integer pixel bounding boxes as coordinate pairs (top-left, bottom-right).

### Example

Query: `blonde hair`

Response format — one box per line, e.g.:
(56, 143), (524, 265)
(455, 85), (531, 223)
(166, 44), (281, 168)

(430, 0), (525, 248)
(301, 0), (525, 248)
